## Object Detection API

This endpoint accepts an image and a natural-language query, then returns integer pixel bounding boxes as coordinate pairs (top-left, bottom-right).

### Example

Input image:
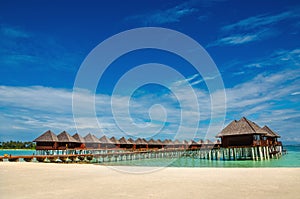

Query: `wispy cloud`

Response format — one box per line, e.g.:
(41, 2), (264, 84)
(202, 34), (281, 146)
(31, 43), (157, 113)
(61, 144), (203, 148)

(222, 11), (299, 32)
(245, 48), (300, 68)
(125, 1), (199, 25)
(291, 92), (300, 96)
(208, 32), (262, 46)
(209, 10), (300, 47)
(1, 66), (299, 142)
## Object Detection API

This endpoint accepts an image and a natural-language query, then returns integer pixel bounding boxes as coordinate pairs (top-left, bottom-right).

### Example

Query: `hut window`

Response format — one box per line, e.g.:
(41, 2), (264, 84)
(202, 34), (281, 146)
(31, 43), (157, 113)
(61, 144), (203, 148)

(253, 135), (260, 140)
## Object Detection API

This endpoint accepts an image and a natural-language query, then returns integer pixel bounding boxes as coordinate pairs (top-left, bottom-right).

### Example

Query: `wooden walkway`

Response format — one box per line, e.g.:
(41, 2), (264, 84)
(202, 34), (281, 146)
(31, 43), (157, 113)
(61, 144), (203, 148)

(0, 146), (284, 163)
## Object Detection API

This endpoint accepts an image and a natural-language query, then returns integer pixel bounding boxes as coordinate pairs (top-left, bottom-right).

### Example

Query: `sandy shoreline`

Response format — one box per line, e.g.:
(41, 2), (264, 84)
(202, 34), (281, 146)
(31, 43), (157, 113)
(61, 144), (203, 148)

(1, 162), (300, 199)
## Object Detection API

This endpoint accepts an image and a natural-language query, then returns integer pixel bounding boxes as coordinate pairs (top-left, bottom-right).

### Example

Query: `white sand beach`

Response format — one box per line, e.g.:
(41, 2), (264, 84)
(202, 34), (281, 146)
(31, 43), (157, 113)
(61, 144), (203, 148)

(1, 162), (300, 199)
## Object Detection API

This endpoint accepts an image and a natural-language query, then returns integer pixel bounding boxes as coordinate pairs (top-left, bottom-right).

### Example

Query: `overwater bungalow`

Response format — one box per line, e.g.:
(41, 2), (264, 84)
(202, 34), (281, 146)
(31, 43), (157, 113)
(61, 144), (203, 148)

(217, 117), (267, 147)
(84, 133), (101, 149)
(173, 139), (182, 149)
(119, 137), (133, 149)
(188, 140), (199, 149)
(135, 138), (148, 150)
(57, 131), (78, 150)
(162, 139), (171, 149)
(34, 130), (58, 152)
(72, 133), (86, 149)
(147, 138), (160, 150)
(110, 136), (120, 148)
(29, 117), (283, 163)
(216, 117), (282, 160)
(156, 139), (164, 148)
(127, 138), (136, 150)
(197, 139), (204, 145)
(99, 135), (114, 149)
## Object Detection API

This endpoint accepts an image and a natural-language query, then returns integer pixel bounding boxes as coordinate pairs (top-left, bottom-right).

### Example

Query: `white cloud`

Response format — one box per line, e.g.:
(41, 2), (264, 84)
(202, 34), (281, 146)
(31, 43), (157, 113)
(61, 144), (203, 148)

(222, 11), (299, 32)
(245, 48), (300, 68)
(1, 67), (299, 142)
(125, 1), (198, 25)
(209, 34), (259, 46)
(291, 92), (300, 96)
(209, 10), (300, 47)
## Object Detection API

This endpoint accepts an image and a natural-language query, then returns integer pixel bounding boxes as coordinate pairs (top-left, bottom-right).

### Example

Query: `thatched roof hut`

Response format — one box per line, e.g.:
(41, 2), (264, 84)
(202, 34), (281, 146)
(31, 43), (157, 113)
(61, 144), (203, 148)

(162, 139), (171, 145)
(216, 117), (267, 137)
(57, 131), (78, 143)
(84, 133), (101, 143)
(119, 137), (133, 145)
(135, 138), (147, 145)
(156, 139), (163, 145)
(142, 138), (148, 143)
(72, 133), (85, 143)
(173, 139), (181, 145)
(147, 138), (158, 145)
(197, 139), (204, 144)
(99, 135), (113, 144)
(182, 140), (188, 145)
(188, 140), (198, 145)
(110, 136), (120, 145)
(128, 138), (136, 144)
(34, 130), (58, 142)
(262, 125), (280, 138)
(33, 130), (58, 150)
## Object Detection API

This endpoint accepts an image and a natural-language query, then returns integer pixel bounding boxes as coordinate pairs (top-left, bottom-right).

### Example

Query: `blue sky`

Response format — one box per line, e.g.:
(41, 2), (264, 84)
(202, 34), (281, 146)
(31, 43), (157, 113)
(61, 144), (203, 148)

(0, 0), (299, 144)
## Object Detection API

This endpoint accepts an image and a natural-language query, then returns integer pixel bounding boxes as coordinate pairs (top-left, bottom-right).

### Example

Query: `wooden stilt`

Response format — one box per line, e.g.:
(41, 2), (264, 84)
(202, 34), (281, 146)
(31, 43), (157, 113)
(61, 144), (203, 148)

(251, 147), (255, 160)
(259, 146), (263, 160)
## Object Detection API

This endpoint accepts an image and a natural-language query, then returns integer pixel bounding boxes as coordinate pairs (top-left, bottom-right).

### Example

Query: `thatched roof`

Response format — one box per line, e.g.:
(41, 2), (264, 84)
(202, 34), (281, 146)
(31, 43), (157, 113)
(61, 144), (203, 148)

(182, 140), (188, 145)
(99, 135), (113, 144)
(216, 117), (267, 137)
(119, 137), (133, 145)
(147, 138), (157, 145)
(173, 139), (181, 145)
(197, 139), (204, 144)
(262, 125), (280, 138)
(142, 138), (148, 143)
(72, 133), (85, 143)
(162, 139), (171, 145)
(57, 131), (78, 143)
(135, 138), (147, 145)
(110, 136), (120, 144)
(156, 139), (163, 145)
(203, 139), (213, 145)
(128, 138), (136, 144)
(84, 133), (101, 143)
(188, 140), (198, 145)
(214, 140), (221, 144)
(33, 130), (58, 142)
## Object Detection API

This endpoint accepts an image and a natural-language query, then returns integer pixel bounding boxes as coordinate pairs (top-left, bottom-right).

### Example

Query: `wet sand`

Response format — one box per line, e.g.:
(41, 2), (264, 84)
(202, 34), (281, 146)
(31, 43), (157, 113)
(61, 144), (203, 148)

(1, 162), (300, 199)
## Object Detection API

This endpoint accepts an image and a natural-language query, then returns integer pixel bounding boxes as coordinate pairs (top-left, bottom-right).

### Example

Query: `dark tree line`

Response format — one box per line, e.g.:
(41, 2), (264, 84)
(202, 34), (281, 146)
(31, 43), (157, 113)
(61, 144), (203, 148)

(0, 141), (36, 149)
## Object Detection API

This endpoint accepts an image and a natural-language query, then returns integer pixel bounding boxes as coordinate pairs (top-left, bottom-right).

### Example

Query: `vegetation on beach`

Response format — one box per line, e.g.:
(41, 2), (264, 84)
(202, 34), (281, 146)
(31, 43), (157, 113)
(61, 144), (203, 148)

(0, 141), (36, 149)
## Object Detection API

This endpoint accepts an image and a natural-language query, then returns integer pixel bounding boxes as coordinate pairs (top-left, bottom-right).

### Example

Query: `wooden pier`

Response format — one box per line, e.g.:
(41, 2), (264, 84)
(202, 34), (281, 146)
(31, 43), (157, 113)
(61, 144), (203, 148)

(0, 144), (284, 163)
(1, 116), (283, 164)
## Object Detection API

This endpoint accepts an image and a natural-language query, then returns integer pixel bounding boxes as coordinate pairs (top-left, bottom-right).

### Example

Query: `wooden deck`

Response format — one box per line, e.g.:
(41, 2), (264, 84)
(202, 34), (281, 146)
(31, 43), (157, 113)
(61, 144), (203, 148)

(0, 144), (284, 163)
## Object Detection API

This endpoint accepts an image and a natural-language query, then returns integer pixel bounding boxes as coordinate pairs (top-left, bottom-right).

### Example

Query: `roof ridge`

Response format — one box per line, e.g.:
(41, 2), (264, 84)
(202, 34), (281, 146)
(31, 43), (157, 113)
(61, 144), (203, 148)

(241, 117), (256, 133)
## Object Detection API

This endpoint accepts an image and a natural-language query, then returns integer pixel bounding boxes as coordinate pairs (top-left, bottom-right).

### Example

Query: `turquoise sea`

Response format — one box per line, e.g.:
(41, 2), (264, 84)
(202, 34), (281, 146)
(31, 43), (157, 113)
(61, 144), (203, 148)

(1, 146), (299, 167)
(0, 149), (35, 156)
